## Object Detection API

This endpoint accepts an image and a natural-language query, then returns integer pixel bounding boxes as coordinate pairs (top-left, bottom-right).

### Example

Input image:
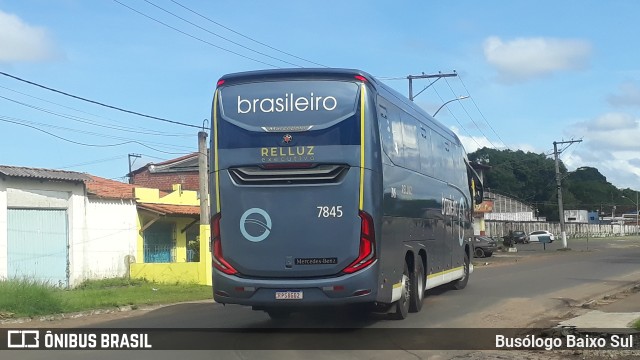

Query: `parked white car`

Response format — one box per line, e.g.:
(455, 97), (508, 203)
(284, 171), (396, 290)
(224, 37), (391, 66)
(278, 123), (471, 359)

(527, 230), (555, 243)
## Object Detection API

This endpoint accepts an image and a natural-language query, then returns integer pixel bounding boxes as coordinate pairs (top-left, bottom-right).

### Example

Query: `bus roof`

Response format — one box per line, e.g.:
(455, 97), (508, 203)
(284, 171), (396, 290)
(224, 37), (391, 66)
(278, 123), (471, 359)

(217, 68), (461, 148)
(218, 68), (378, 87)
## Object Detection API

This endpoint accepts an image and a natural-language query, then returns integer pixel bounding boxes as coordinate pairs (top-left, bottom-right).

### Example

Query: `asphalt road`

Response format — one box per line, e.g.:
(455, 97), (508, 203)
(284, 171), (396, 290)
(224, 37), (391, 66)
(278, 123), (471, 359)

(3, 236), (640, 359)
(83, 236), (640, 329)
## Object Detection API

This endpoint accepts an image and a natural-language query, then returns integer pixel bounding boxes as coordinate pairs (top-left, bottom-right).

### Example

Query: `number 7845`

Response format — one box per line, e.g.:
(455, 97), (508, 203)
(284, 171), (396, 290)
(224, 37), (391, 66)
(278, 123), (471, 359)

(317, 206), (343, 218)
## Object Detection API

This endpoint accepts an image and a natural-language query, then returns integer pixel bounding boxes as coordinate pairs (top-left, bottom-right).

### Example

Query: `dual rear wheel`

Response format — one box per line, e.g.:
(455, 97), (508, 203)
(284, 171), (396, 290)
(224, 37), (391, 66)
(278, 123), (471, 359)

(393, 258), (426, 319)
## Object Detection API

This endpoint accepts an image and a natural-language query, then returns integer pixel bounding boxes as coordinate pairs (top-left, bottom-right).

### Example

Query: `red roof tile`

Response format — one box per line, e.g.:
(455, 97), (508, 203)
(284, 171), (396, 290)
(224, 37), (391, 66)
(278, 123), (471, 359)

(137, 203), (200, 216)
(85, 175), (136, 200)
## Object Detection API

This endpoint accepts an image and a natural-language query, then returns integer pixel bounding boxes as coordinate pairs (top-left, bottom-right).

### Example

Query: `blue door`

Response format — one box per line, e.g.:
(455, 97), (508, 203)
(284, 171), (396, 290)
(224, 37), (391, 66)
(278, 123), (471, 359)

(7, 209), (69, 287)
(143, 222), (175, 263)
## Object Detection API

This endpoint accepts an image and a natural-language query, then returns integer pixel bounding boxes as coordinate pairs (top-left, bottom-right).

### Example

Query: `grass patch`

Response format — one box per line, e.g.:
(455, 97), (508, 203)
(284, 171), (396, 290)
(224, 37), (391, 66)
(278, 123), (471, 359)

(634, 318), (640, 330)
(0, 279), (63, 318)
(0, 278), (212, 319)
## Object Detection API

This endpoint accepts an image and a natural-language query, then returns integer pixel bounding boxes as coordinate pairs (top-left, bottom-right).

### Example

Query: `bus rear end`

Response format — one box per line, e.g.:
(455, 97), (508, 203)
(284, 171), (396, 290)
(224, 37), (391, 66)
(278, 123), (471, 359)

(210, 70), (379, 313)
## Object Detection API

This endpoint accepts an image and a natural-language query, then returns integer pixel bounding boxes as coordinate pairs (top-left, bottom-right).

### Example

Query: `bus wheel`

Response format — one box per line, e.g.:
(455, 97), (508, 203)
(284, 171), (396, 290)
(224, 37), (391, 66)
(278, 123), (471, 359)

(391, 262), (410, 320)
(409, 259), (425, 313)
(451, 252), (470, 290)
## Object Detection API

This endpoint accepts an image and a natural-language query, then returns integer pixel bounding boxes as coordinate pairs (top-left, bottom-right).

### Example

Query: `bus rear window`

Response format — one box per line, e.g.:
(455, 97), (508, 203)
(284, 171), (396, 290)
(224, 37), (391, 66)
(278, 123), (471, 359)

(219, 81), (360, 131)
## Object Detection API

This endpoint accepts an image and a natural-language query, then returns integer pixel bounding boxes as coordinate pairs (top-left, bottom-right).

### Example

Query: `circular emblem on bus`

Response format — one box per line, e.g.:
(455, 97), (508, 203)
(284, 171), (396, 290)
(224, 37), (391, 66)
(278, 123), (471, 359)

(240, 208), (272, 242)
(282, 134), (293, 144)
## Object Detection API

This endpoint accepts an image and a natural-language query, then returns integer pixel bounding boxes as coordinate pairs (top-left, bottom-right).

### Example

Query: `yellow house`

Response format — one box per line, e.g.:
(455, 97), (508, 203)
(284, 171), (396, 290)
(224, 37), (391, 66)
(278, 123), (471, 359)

(130, 184), (212, 285)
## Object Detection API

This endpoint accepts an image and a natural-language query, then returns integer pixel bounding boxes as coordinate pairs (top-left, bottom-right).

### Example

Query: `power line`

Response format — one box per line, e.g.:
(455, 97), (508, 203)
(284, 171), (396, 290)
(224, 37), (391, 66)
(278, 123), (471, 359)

(112, 0), (280, 68)
(457, 75), (509, 149)
(0, 115), (193, 155)
(0, 94), (193, 137)
(443, 77), (498, 149)
(170, 0), (328, 68)
(142, 0), (304, 68)
(0, 112), (194, 151)
(432, 86), (483, 148)
(57, 155), (128, 169)
(0, 84), (192, 136)
(0, 71), (201, 129)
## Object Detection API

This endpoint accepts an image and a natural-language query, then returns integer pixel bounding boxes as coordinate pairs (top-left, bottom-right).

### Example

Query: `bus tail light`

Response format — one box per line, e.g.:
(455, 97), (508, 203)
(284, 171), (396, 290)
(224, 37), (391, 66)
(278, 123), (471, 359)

(211, 213), (238, 275)
(343, 211), (376, 274)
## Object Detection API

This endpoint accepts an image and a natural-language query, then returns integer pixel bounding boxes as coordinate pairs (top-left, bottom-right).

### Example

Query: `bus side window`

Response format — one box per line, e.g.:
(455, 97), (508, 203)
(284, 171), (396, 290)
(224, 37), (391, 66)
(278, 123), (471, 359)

(432, 135), (450, 183)
(401, 114), (420, 172)
(418, 125), (433, 177)
(378, 97), (404, 166)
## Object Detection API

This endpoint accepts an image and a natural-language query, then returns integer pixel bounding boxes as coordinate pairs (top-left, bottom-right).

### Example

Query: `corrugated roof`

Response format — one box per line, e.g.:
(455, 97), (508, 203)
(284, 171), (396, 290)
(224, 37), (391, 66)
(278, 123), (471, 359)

(0, 165), (89, 182)
(85, 175), (136, 200)
(137, 203), (200, 216)
(130, 152), (201, 175)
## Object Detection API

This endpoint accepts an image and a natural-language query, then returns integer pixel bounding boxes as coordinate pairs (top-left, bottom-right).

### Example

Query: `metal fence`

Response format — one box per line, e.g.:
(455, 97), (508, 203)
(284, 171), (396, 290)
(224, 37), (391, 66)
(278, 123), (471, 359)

(143, 244), (176, 263)
(484, 221), (639, 239)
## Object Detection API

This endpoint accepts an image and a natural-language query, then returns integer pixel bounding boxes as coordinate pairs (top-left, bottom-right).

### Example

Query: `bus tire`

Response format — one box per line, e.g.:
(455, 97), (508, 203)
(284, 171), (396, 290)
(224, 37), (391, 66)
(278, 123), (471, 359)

(451, 252), (470, 290)
(409, 258), (425, 313)
(391, 262), (410, 320)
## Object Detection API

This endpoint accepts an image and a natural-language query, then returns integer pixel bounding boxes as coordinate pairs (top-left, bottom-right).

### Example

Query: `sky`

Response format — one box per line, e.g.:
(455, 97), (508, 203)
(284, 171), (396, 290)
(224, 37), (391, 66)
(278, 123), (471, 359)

(1, 1), (639, 193)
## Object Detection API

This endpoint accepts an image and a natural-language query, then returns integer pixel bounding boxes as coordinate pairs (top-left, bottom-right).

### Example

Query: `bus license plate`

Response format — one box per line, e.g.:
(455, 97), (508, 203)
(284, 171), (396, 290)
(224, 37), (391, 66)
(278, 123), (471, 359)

(275, 290), (303, 300)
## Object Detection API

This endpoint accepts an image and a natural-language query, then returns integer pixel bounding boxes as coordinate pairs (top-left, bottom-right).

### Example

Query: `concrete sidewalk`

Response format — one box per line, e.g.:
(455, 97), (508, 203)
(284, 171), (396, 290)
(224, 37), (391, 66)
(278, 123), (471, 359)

(557, 287), (640, 332)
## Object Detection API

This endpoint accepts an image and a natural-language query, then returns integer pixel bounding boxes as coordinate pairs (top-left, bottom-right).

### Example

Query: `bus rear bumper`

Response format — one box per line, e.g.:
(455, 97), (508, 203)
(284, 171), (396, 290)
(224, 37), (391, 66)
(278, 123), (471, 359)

(213, 264), (379, 307)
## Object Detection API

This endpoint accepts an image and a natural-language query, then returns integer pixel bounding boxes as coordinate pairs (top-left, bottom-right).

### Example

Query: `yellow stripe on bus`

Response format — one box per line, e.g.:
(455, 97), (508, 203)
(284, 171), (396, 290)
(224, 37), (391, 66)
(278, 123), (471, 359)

(359, 84), (366, 210)
(426, 266), (464, 279)
(213, 89), (221, 213)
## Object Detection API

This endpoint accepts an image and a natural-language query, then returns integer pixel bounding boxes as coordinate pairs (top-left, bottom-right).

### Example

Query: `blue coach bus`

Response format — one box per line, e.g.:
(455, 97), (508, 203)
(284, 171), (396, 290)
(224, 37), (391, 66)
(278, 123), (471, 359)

(210, 68), (483, 320)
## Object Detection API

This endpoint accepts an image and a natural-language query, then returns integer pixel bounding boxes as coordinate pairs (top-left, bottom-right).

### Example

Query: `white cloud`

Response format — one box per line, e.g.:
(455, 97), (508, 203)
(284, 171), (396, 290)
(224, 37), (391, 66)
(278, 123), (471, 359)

(583, 113), (637, 131)
(450, 126), (514, 154)
(565, 112), (640, 189)
(608, 82), (640, 108)
(0, 10), (57, 62)
(572, 112), (640, 151)
(483, 36), (591, 84)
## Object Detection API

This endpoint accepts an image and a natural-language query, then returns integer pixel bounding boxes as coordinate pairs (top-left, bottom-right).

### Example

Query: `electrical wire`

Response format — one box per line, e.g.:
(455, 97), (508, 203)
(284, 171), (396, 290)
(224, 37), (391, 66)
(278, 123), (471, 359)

(432, 86), (483, 148)
(0, 84), (192, 136)
(142, 0), (304, 68)
(457, 75), (509, 149)
(57, 155), (128, 169)
(0, 71), (201, 129)
(112, 0), (280, 68)
(0, 94), (193, 137)
(0, 116), (193, 155)
(0, 113), (194, 151)
(170, 0), (328, 68)
(444, 77), (498, 149)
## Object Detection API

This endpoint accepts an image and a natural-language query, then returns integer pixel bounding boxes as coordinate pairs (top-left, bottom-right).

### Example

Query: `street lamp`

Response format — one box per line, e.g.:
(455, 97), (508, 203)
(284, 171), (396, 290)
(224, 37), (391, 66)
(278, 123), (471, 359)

(432, 96), (469, 117)
(621, 193), (639, 236)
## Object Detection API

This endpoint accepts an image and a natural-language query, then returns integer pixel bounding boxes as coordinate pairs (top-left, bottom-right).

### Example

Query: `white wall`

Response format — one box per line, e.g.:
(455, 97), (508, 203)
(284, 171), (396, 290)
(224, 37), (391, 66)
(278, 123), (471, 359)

(0, 178), (84, 285)
(82, 198), (138, 281)
(0, 177), (138, 287)
(0, 182), (7, 279)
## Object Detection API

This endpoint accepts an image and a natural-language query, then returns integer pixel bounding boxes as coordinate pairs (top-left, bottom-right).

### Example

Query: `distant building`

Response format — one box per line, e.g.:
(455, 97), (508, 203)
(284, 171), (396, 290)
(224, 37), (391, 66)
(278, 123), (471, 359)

(130, 153), (200, 192)
(564, 209), (589, 223)
(482, 190), (535, 221)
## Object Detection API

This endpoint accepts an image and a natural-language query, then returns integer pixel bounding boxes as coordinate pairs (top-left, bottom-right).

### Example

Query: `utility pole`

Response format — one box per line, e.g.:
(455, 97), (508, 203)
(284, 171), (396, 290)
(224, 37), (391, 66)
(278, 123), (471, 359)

(198, 131), (210, 226)
(407, 71), (458, 101)
(553, 139), (582, 249)
(127, 153), (141, 184)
